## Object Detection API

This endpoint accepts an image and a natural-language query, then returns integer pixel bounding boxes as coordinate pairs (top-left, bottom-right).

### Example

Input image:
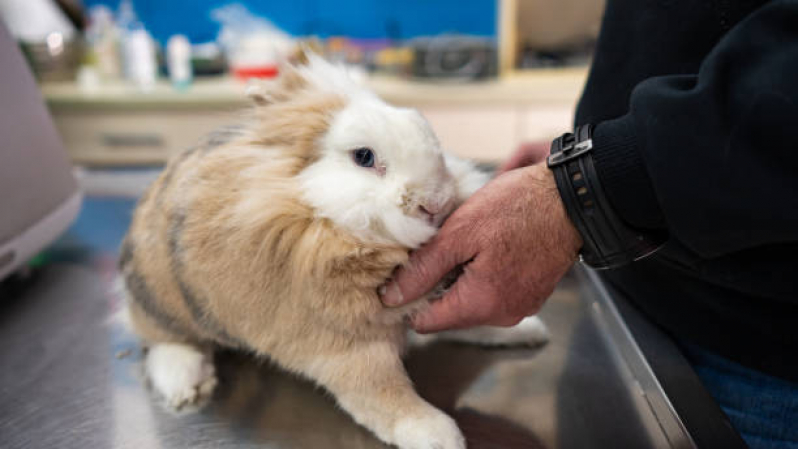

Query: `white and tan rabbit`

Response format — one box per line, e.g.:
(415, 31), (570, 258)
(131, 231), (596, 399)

(118, 54), (548, 449)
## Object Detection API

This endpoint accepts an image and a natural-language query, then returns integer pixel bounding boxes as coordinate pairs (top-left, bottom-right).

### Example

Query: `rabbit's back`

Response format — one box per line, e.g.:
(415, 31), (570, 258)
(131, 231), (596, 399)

(120, 127), (257, 347)
(120, 128), (410, 356)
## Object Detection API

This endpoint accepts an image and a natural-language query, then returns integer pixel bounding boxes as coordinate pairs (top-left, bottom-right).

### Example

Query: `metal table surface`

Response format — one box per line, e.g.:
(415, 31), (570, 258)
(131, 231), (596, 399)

(0, 197), (744, 449)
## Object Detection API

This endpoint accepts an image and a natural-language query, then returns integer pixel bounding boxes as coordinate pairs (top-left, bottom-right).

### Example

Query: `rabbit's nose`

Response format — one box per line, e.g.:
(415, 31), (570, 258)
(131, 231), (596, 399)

(417, 200), (453, 227)
(418, 204), (436, 224)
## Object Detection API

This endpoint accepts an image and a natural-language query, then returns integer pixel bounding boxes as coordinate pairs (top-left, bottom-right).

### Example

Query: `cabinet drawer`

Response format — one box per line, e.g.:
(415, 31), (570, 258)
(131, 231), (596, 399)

(52, 109), (239, 166)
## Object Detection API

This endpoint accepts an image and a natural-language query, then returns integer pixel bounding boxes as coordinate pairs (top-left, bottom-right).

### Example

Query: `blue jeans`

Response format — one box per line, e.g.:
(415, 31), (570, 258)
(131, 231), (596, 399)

(681, 344), (798, 449)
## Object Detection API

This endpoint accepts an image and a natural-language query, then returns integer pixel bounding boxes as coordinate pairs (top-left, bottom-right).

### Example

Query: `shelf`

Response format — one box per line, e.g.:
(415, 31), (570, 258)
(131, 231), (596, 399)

(41, 68), (588, 110)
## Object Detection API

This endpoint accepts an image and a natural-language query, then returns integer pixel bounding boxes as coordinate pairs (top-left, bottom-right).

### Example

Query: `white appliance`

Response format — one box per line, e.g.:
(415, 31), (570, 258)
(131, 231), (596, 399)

(0, 22), (82, 281)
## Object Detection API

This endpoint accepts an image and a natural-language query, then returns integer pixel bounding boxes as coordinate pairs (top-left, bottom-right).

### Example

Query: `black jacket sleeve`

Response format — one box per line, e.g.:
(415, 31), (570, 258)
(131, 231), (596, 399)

(589, 0), (798, 259)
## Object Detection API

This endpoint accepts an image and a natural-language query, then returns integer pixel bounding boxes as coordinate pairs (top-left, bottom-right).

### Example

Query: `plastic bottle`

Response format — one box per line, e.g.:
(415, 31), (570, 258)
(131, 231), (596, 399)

(116, 0), (156, 91)
(125, 27), (157, 91)
(116, 0), (138, 79)
(85, 6), (121, 79)
(167, 35), (192, 90)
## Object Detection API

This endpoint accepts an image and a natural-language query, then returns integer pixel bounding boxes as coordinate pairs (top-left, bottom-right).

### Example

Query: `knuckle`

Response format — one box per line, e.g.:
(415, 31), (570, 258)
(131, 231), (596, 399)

(403, 259), (443, 292)
(406, 259), (432, 285)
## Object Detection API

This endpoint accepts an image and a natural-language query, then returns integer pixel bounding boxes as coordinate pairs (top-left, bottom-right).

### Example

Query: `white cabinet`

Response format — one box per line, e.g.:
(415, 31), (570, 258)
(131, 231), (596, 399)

(51, 108), (240, 165)
(420, 106), (519, 161)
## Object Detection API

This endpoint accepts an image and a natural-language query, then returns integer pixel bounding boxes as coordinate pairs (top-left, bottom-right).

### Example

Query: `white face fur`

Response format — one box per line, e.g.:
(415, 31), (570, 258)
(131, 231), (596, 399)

(296, 78), (458, 249)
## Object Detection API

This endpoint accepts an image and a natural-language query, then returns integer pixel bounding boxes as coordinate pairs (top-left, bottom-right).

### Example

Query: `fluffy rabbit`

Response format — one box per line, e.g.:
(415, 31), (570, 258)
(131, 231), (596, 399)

(119, 55), (548, 449)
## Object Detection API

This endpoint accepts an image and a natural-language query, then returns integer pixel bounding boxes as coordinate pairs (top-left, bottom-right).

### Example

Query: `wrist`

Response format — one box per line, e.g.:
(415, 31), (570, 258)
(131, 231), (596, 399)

(547, 125), (665, 269)
(523, 164), (584, 257)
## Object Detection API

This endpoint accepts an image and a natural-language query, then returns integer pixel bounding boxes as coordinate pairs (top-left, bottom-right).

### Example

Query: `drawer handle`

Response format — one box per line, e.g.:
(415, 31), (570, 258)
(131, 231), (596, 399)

(101, 133), (164, 148)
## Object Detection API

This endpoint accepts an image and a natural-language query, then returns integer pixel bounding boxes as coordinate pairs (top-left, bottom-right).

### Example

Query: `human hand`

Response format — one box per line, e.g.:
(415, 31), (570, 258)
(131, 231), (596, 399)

(497, 141), (551, 174)
(380, 163), (583, 333)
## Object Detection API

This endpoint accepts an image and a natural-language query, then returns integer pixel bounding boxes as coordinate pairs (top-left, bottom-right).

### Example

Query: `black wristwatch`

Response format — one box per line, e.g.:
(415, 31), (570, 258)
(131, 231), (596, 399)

(547, 124), (666, 269)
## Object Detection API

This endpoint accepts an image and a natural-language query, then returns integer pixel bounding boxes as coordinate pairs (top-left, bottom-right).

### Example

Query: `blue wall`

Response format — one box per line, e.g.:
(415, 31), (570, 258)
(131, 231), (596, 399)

(85, 0), (497, 45)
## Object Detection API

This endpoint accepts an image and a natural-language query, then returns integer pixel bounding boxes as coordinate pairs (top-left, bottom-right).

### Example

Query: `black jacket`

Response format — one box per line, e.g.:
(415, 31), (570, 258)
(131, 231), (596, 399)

(576, 0), (798, 381)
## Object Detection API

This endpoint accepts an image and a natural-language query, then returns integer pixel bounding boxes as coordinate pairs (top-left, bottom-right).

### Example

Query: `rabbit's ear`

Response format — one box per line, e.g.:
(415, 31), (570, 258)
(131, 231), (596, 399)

(292, 43), (316, 66)
(245, 62), (307, 106)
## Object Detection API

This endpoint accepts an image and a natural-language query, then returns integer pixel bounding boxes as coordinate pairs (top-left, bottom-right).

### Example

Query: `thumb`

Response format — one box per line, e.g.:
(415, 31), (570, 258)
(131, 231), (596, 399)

(380, 231), (470, 308)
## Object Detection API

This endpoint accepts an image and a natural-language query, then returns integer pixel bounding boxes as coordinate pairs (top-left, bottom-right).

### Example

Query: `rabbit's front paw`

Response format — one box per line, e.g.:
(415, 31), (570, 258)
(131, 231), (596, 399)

(393, 410), (465, 449)
(416, 315), (550, 348)
(504, 315), (550, 346)
(145, 343), (217, 412)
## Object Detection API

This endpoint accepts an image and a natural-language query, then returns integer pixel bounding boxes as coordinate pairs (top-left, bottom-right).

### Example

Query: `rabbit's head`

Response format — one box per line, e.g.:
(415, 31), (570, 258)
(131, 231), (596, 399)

(248, 55), (462, 249)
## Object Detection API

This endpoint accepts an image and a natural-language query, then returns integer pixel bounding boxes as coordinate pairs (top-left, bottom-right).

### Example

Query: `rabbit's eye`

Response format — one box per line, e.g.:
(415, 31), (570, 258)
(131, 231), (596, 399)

(352, 148), (375, 168)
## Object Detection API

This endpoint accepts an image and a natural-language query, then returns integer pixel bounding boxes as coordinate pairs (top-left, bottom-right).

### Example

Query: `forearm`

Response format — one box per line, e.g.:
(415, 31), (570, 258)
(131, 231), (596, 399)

(581, 0), (798, 258)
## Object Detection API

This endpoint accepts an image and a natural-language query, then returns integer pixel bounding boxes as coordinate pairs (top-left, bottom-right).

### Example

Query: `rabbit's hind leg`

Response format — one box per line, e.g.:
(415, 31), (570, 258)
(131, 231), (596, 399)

(145, 342), (217, 412)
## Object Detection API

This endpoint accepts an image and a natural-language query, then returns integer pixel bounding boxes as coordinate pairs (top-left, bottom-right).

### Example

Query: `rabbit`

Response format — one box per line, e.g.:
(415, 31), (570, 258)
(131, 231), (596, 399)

(118, 54), (549, 449)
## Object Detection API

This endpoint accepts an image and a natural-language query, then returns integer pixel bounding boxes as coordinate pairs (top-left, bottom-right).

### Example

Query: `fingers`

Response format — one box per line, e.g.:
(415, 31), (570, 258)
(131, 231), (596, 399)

(409, 251), (531, 333)
(410, 267), (490, 333)
(381, 230), (472, 308)
(498, 142), (551, 174)
(497, 151), (530, 174)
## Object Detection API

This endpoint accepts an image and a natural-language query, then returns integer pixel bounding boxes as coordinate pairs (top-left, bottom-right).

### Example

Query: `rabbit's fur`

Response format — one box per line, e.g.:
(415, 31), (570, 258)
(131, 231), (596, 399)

(119, 55), (548, 449)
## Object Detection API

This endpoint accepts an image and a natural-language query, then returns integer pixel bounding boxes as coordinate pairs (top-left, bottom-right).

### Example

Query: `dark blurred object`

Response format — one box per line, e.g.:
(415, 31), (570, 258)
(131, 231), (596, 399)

(53, 0), (86, 31)
(191, 42), (227, 77)
(411, 35), (497, 81)
(19, 35), (84, 82)
(2, 0), (87, 81)
(156, 41), (227, 78)
(0, 22), (81, 281)
(517, 41), (595, 69)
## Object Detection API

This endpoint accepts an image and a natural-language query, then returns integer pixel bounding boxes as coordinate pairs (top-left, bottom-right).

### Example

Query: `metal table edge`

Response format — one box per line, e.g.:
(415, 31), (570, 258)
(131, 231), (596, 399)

(575, 265), (748, 449)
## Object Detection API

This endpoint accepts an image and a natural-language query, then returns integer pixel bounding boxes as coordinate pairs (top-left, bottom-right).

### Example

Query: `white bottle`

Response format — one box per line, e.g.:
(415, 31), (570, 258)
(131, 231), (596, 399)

(125, 27), (156, 91)
(116, 0), (138, 79)
(86, 6), (121, 79)
(167, 35), (192, 90)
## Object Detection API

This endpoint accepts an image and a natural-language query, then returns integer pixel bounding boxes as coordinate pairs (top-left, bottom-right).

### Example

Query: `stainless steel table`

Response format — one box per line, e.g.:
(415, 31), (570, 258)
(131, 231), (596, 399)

(0, 197), (744, 449)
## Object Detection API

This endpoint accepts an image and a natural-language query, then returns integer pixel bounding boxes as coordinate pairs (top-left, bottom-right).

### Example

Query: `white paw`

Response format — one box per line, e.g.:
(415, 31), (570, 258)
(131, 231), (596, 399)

(393, 410), (465, 449)
(508, 315), (550, 346)
(145, 343), (217, 411)
(429, 316), (550, 347)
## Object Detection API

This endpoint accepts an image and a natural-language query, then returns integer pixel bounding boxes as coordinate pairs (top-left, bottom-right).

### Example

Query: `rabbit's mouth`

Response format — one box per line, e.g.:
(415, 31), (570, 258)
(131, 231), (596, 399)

(417, 205), (439, 226)
(417, 203), (454, 228)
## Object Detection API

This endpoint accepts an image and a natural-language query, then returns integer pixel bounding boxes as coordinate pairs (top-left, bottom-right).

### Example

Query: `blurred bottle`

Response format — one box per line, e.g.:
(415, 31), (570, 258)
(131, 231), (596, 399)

(116, 0), (157, 91)
(211, 4), (293, 80)
(116, 0), (137, 79)
(84, 6), (121, 79)
(125, 28), (157, 91)
(167, 35), (193, 90)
